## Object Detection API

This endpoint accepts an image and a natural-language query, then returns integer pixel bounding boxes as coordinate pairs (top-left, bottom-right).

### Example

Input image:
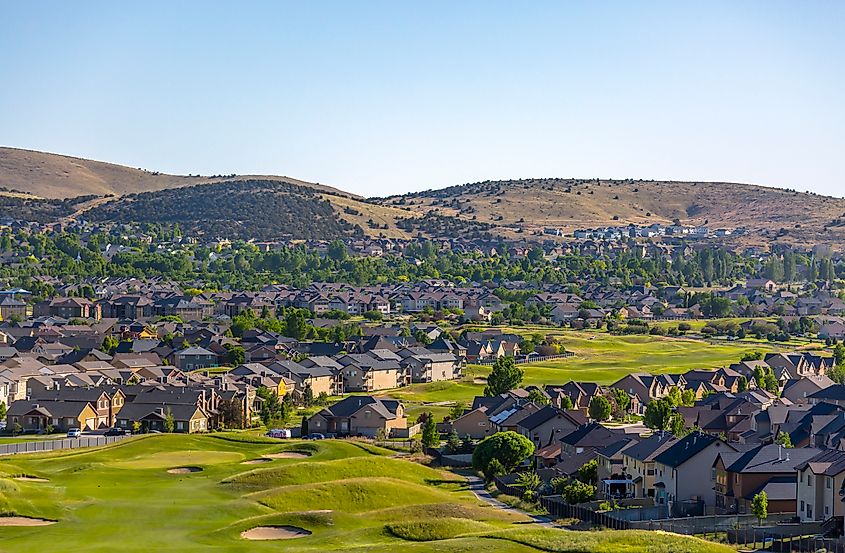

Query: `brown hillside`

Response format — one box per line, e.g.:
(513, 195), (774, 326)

(378, 178), (845, 249)
(0, 147), (357, 199)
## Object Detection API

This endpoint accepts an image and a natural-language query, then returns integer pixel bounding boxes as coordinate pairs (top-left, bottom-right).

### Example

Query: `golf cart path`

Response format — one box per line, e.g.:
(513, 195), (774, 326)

(464, 474), (559, 528)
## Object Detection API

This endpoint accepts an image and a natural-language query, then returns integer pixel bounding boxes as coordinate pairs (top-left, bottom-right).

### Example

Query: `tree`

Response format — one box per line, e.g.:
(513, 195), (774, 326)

(527, 388), (550, 405)
(218, 398), (244, 429)
(751, 491), (768, 525)
(300, 415), (308, 436)
(101, 335), (119, 355)
(421, 411), (438, 448)
(588, 395), (612, 421)
(472, 431), (535, 474)
(516, 471), (542, 501)
(223, 343), (245, 366)
(484, 357), (524, 396)
(302, 383), (314, 407)
(327, 240), (347, 261)
(559, 396), (574, 409)
(775, 431), (793, 448)
(610, 388), (630, 415)
(737, 376), (748, 393)
(446, 429), (461, 454)
(666, 386), (682, 407)
(835, 343), (845, 367)
(0, 401), (6, 421)
(449, 402), (466, 420)
(644, 399), (673, 431)
(577, 458), (598, 485)
(164, 409), (175, 433)
(671, 413), (687, 437)
(562, 480), (596, 504)
(680, 388), (696, 407)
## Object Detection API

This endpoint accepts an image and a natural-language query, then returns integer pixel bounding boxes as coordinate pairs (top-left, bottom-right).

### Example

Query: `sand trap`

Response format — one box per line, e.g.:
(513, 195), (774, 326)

(265, 452), (310, 459)
(167, 466), (203, 474)
(0, 517), (56, 527)
(241, 525), (311, 540)
(241, 458), (272, 465)
(13, 476), (49, 482)
(473, 377), (487, 384)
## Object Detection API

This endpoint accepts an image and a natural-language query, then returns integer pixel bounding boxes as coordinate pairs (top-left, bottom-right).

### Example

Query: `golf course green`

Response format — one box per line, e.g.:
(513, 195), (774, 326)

(0, 434), (732, 552)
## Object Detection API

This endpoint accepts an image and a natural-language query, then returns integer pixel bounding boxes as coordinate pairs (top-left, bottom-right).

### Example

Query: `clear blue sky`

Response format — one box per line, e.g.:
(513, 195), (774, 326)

(2, 1), (843, 197)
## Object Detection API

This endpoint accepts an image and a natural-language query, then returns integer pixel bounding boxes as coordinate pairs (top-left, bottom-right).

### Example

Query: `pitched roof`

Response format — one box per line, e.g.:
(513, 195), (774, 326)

(654, 432), (729, 468)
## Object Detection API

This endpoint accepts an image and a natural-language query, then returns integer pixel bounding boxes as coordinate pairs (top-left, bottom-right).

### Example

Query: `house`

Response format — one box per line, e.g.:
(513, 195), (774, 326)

(270, 359), (343, 397)
(808, 385), (845, 407)
(597, 437), (641, 499)
(516, 405), (588, 449)
(652, 432), (736, 512)
(782, 376), (835, 404)
(29, 387), (126, 428)
(172, 347), (218, 371)
(713, 444), (821, 515)
(337, 354), (403, 392)
(6, 400), (99, 432)
(620, 432), (678, 500)
(114, 403), (209, 433)
(796, 449), (845, 522)
(306, 395), (408, 438)
(397, 347), (460, 382)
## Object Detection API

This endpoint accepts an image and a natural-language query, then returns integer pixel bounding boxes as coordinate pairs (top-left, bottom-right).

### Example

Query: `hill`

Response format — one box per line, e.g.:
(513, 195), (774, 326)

(377, 178), (845, 248)
(0, 147), (356, 199)
(3, 148), (845, 248)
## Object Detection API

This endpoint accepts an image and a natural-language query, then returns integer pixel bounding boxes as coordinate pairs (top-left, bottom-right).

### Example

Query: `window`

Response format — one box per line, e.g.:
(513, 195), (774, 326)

(735, 474), (740, 484)
(800, 501), (805, 511)
(826, 506), (830, 516)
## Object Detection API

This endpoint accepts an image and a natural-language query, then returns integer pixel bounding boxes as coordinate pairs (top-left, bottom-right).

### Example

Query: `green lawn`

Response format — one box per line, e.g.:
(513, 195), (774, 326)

(0, 434), (732, 552)
(380, 330), (781, 418)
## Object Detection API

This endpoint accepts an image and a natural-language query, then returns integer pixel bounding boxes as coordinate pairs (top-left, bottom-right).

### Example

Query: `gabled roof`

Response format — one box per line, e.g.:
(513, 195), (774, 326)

(622, 431), (677, 462)
(654, 432), (730, 468)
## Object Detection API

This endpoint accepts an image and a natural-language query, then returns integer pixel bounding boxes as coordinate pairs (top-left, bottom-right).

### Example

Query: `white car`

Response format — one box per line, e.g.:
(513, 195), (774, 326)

(67, 428), (82, 438)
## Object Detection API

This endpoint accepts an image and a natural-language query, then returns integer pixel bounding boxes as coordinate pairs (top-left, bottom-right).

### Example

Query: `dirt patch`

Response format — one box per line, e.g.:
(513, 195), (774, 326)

(0, 517), (56, 527)
(166, 466), (203, 474)
(241, 525), (312, 540)
(472, 377), (487, 384)
(265, 452), (311, 459)
(13, 476), (49, 482)
(241, 458), (272, 465)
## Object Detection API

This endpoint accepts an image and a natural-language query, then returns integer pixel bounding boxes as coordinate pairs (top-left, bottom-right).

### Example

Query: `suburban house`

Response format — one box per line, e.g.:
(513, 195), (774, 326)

(114, 402), (209, 433)
(6, 400), (99, 432)
(397, 347), (460, 382)
(306, 395), (408, 438)
(337, 354), (403, 392)
(652, 432), (736, 512)
(619, 432), (678, 500)
(796, 449), (845, 522)
(713, 444), (820, 515)
(172, 347), (218, 371)
(516, 405), (588, 449)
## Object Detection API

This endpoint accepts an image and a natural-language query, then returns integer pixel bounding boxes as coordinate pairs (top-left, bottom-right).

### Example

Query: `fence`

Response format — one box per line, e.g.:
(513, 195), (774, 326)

(0, 434), (130, 456)
(476, 352), (575, 366)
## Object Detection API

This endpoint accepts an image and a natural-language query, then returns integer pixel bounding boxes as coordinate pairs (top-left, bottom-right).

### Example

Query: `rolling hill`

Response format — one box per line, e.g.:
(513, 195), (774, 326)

(2, 147), (844, 248)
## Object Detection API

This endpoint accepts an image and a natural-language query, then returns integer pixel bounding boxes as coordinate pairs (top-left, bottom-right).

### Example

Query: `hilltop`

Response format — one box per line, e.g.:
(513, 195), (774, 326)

(2, 148), (844, 248)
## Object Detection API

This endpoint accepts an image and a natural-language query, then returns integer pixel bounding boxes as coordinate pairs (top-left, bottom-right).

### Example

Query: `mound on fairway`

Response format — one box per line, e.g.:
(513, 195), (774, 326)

(0, 516), (56, 526)
(256, 477), (462, 514)
(265, 452), (310, 459)
(167, 466), (203, 474)
(387, 518), (495, 541)
(229, 455), (457, 489)
(110, 450), (242, 469)
(241, 525), (312, 540)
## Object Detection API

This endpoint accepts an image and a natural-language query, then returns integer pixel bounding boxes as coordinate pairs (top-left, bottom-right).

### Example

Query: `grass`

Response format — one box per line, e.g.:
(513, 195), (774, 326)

(379, 328), (781, 418)
(0, 434), (731, 552)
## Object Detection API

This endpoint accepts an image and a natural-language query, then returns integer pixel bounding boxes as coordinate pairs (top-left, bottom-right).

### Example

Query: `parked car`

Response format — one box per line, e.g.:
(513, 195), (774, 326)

(104, 428), (127, 437)
(266, 428), (292, 439)
(305, 433), (325, 440)
(67, 428), (82, 438)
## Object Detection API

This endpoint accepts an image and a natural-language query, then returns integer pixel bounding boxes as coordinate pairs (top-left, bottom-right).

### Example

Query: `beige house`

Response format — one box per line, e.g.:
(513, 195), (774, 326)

(796, 449), (845, 522)
(337, 354), (402, 392)
(306, 395), (408, 437)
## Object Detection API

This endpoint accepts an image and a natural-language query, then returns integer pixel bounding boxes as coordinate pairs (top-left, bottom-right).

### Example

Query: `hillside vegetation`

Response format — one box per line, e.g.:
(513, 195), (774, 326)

(3, 148), (845, 248)
(86, 180), (364, 241)
(0, 434), (732, 553)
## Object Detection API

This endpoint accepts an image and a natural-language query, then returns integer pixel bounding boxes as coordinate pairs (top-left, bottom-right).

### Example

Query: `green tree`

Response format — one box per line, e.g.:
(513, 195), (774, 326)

(562, 480), (596, 504)
(680, 388), (696, 407)
(449, 402), (466, 420)
(527, 388), (550, 405)
(737, 376), (748, 392)
(834, 343), (845, 367)
(666, 386), (682, 407)
(588, 395), (612, 421)
(751, 491), (768, 524)
(577, 458), (598, 485)
(472, 431), (535, 474)
(0, 401), (6, 420)
(164, 409), (175, 433)
(775, 431), (793, 448)
(516, 471), (542, 501)
(421, 411), (438, 448)
(559, 396), (574, 409)
(610, 388), (630, 415)
(644, 398), (673, 431)
(223, 343), (245, 366)
(484, 357), (524, 396)
(446, 429), (462, 454)
(101, 335), (119, 355)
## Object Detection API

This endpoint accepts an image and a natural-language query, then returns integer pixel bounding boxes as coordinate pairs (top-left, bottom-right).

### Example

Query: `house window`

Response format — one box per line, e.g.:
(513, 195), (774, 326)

(800, 501), (804, 511)
(826, 506), (830, 516)
(827, 478), (832, 489)
(735, 474), (740, 484)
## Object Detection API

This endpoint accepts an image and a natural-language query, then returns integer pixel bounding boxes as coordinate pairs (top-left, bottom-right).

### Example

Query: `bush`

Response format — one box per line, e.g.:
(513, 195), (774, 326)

(472, 431), (535, 476)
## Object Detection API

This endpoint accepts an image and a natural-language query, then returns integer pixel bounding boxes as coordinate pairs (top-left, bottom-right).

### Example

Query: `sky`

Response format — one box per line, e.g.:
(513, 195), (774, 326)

(1, 1), (843, 198)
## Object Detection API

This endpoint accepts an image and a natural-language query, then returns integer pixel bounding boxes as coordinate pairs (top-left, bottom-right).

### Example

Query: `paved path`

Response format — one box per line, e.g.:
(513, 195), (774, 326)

(464, 474), (560, 528)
